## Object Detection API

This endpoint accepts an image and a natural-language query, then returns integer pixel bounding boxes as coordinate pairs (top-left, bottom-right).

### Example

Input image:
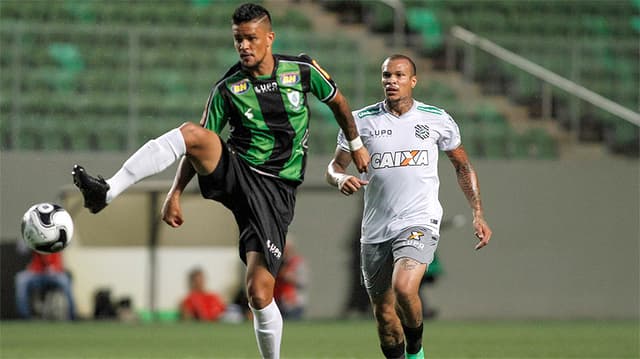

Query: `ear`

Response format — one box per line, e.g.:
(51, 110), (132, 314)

(411, 75), (417, 89)
(267, 31), (275, 48)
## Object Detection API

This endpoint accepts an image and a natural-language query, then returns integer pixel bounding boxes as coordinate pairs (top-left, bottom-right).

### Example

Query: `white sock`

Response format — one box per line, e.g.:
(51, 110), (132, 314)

(105, 128), (186, 203)
(249, 300), (283, 359)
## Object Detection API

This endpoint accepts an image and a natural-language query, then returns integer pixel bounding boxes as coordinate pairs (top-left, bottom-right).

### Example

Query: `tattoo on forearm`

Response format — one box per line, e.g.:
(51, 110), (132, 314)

(457, 162), (481, 211)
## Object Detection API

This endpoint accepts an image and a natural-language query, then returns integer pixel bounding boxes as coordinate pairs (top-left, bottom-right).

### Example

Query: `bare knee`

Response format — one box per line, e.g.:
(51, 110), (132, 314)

(393, 281), (416, 305)
(179, 122), (208, 148)
(246, 279), (274, 309)
(245, 252), (275, 310)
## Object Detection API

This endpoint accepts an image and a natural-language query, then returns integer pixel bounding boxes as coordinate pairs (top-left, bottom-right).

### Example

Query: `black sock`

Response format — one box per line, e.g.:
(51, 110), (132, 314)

(381, 342), (405, 359)
(403, 323), (424, 354)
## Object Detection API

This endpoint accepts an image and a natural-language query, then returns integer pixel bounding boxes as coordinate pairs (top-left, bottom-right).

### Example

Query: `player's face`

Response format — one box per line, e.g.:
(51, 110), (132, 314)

(232, 18), (274, 70)
(381, 58), (417, 102)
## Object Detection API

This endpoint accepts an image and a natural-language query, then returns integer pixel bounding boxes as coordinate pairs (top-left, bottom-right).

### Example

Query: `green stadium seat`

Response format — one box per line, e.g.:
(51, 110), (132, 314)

(512, 128), (558, 159)
(407, 8), (443, 52)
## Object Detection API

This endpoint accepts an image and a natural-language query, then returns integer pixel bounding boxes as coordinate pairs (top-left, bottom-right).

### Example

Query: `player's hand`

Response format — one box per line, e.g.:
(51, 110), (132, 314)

(350, 146), (370, 173)
(161, 194), (184, 228)
(472, 216), (492, 250)
(338, 175), (369, 196)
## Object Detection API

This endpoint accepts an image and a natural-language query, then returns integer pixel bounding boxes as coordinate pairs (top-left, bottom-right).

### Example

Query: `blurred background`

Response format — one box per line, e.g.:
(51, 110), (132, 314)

(1, 0), (638, 324)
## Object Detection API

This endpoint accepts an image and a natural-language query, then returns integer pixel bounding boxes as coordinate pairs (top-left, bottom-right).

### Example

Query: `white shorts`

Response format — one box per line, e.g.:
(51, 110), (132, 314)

(361, 226), (439, 297)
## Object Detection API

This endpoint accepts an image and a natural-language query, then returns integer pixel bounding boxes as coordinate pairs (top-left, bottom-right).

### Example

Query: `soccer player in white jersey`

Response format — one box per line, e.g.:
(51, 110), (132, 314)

(326, 54), (492, 359)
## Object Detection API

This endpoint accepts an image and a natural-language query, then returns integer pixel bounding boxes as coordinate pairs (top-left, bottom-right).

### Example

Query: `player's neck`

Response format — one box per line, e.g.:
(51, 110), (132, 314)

(245, 54), (275, 78)
(385, 98), (413, 116)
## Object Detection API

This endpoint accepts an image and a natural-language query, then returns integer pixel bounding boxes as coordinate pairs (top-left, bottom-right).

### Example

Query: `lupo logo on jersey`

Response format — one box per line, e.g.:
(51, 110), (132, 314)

(406, 231), (425, 249)
(266, 239), (282, 259)
(371, 150), (429, 169)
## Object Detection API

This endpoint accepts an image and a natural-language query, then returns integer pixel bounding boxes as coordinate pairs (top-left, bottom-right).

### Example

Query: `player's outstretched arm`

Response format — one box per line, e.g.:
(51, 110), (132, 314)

(326, 91), (370, 173)
(445, 145), (492, 250)
(162, 156), (196, 228)
(326, 147), (369, 196)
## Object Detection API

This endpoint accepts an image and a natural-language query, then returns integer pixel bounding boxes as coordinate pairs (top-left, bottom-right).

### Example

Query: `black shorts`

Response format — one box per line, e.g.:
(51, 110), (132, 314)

(197, 137), (297, 277)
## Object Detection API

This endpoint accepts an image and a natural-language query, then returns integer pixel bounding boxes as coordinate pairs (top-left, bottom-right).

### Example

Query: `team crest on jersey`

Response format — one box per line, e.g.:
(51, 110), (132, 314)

(230, 79), (249, 94)
(286, 89), (303, 110)
(280, 72), (300, 85)
(415, 124), (430, 140)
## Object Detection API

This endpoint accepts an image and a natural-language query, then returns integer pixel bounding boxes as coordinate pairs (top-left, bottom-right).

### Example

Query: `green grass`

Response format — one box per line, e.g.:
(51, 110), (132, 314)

(0, 320), (638, 358)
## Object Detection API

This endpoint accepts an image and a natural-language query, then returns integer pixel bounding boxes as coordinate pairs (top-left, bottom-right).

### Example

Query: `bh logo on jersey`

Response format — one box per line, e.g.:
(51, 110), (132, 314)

(371, 150), (429, 169)
(266, 239), (282, 259)
(406, 231), (425, 250)
(280, 72), (300, 85)
(230, 79), (249, 94)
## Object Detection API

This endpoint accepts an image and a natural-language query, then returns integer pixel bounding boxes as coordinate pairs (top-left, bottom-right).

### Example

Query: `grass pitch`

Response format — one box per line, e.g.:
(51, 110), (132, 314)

(0, 319), (637, 358)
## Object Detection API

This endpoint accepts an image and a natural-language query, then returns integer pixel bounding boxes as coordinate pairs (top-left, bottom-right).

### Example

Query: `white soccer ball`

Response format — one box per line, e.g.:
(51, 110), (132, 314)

(21, 203), (74, 254)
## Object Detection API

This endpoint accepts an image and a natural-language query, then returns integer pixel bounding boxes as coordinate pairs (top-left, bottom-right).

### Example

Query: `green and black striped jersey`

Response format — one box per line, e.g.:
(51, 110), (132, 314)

(203, 54), (338, 184)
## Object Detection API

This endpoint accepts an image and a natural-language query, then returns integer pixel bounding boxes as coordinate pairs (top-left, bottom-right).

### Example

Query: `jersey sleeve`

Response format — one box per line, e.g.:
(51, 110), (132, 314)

(202, 84), (229, 134)
(302, 55), (338, 103)
(438, 114), (462, 151)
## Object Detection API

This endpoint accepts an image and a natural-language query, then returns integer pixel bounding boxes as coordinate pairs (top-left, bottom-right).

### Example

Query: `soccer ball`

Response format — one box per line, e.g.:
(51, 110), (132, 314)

(21, 203), (74, 254)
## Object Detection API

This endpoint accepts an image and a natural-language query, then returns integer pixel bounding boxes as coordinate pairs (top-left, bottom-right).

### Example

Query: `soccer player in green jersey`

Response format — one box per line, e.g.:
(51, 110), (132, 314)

(72, 4), (369, 358)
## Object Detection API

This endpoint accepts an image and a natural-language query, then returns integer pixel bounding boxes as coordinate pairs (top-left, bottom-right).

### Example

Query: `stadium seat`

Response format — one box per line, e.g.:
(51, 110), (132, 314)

(407, 8), (444, 52)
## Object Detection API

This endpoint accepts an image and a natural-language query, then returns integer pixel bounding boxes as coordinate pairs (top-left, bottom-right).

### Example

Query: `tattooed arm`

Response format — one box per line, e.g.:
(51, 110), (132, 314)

(445, 145), (492, 250)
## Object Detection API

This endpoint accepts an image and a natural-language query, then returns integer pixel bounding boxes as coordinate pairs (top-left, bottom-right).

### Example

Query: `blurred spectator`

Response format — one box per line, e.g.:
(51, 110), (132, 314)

(14, 249), (76, 320)
(180, 267), (226, 321)
(274, 240), (308, 319)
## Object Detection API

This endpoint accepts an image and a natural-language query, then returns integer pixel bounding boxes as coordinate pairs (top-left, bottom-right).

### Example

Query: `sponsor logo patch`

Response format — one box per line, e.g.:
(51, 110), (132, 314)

(373, 129), (393, 137)
(280, 72), (300, 85)
(254, 81), (279, 94)
(266, 239), (282, 259)
(371, 150), (429, 169)
(230, 79), (249, 94)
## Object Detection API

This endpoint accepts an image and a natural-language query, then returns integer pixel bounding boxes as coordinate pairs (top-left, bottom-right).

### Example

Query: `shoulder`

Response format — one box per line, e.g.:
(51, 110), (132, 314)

(274, 54), (316, 70)
(414, 101), (448, 118)
(414, 101), (457, 124)
(354, 102), (384, 120)
(212, 63), (244, 94)
(277, 53), (332, 78)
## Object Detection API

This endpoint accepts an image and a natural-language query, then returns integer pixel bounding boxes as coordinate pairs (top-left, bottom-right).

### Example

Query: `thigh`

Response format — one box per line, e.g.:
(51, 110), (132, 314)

(237, 170), (296, 278)
(180, 122), (223, 175)
(391, 226), (439, 266)
(390, 227), (438, 290)
(245, 251), (276, 293)
(47, 273), (71, 288)
(361, 241), (394, 298)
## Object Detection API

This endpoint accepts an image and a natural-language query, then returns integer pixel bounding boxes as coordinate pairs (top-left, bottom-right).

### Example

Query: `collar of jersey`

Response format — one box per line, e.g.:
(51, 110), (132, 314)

(383, 98), (417, 118)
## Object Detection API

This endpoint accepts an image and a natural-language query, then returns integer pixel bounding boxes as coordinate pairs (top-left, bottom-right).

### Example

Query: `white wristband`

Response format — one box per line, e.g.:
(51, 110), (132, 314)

(348, 136), (363, 151)
(336, 174), (351, 190)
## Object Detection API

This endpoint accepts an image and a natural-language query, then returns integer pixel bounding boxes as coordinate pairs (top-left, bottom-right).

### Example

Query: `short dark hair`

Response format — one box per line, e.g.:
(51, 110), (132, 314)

(232, 3), (272, 25)
(385, 54), (417, 76)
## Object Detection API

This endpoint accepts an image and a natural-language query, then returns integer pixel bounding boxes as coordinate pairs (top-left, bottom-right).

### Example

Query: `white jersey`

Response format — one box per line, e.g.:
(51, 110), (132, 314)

(338, 100), (461, 244)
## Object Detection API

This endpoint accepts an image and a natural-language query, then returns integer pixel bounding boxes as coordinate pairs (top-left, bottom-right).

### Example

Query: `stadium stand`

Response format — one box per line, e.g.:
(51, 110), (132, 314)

(320, 0), (639, 157)
(2, 0), (635, 157)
